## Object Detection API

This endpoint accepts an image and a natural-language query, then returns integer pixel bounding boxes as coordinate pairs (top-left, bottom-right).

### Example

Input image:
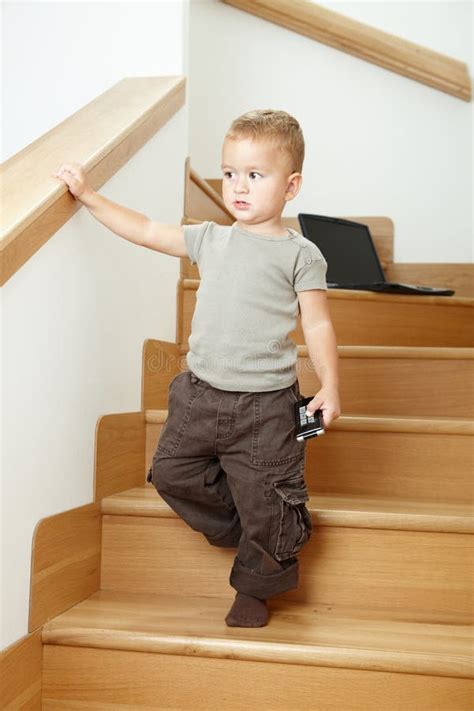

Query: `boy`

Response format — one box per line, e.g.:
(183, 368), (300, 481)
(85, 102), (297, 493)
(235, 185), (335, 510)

(53, 109), (341, 628)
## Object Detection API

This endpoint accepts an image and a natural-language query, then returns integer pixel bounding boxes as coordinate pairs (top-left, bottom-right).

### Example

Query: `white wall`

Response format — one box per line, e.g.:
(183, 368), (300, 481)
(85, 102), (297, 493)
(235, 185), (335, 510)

(1, 1), (189, 650)
(188, 0), (473, 262)
(1, 0), (187, 161)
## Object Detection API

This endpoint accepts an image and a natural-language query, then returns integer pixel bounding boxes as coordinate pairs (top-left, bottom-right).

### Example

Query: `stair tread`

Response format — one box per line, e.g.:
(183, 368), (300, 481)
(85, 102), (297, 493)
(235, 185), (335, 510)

(146, 409), (474, 434)
(41, 589), (473, 678)
(101, 486), (473, 533)
(183, 277), (474, 307)
(177, 344), (474, 359)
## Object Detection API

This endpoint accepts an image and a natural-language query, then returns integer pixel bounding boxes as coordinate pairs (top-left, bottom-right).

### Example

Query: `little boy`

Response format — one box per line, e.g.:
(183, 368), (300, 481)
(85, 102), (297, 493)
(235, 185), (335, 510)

(53, 109), (341, 628)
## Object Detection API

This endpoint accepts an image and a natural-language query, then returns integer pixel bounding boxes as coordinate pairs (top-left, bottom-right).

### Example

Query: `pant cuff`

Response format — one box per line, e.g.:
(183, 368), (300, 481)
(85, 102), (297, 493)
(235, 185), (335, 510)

(229, 556), (299, 599)
(205, 514), (242, 548)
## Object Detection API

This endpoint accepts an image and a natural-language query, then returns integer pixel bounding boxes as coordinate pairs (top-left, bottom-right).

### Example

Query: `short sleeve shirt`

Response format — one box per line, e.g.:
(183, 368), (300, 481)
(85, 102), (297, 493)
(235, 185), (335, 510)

(183, 220), (327, 391)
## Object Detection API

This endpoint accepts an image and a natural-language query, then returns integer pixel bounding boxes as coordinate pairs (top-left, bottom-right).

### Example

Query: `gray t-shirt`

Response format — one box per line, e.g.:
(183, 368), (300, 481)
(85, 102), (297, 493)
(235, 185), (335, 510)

(183, 220), (328, 392)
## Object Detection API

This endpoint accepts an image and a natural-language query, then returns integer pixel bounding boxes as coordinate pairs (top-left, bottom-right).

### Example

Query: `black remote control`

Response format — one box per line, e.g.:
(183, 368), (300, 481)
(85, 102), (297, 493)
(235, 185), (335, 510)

(294, 396), (325, 441)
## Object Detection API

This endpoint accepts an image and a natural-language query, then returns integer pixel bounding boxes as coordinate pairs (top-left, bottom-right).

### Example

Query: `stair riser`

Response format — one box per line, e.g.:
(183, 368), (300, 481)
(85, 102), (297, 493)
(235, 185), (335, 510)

(182, 289), (474, 347)
(297, 356), (474, 418)
(146, 426), (473, 505)
(42, 645), (474, 711)
(309, 299), (474, 347)
(143, 353), (474, 418)
(101, 515), (472, 622)
(308, 430), (474, 505)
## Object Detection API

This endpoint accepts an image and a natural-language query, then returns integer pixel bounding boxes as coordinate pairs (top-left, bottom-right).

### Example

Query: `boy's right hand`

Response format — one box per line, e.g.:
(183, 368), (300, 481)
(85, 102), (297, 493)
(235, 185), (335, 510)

(52, 162), (93, 202)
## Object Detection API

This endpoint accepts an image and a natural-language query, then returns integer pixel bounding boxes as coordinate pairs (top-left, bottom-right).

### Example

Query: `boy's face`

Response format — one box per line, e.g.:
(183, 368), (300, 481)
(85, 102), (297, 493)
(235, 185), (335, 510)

(221, 136), (302, 229)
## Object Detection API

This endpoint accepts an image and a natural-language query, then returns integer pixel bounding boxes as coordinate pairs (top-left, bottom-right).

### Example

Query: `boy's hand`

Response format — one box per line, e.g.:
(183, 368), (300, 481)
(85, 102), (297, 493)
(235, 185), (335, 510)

(52, 162), (93, 202)
(305, 385), (341, 428)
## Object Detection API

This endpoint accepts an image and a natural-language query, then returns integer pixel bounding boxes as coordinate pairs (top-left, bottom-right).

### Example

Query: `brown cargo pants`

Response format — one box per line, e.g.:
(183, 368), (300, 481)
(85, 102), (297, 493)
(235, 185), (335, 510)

(147, 369), (313, 599)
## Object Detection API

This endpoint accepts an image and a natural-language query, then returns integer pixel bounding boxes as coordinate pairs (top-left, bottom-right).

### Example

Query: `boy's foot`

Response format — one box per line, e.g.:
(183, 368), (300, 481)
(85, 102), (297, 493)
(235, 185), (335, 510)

(225, 592), (269, 627)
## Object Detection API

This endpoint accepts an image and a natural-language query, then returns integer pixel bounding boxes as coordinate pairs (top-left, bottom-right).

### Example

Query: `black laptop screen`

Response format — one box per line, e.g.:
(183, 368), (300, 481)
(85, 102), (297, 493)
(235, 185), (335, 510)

(298, 214), (386, 284)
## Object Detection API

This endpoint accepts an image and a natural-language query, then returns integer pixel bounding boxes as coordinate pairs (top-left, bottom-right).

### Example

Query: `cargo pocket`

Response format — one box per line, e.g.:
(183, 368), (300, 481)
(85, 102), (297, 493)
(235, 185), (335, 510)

(272, 473), (313, 561)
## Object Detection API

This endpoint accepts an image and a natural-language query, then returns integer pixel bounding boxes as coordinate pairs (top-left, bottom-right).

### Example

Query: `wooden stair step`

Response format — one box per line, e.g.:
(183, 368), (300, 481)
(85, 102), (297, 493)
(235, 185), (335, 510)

(177, 343), (474, 359)
(297, 344), (474, 360)
(181, 279), (474, 347)
(145, 412), (474, 506)
(41, 589), (473, 679)
(148, 344), (474, 419)
(100, 503), (472, 620)
(295, 345), (474, 418)
(178, 341), (474, 361)
(102, 485), (474, 534)
(146, 410), (474, 434)
(142, 340), (474, 418)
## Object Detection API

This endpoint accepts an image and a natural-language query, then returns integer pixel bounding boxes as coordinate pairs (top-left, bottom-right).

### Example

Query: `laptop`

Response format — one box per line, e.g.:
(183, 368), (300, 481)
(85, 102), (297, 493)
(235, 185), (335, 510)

(297, 213), (454, 296)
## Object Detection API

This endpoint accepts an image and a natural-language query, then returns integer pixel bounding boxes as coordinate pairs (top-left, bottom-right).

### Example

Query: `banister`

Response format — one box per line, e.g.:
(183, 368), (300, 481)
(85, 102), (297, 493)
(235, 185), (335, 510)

(0, 76), (186, 286)
(221, 0), (471, 101)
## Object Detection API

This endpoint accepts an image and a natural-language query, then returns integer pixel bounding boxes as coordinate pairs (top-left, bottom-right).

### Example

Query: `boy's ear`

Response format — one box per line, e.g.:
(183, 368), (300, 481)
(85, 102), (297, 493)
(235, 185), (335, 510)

(285, 172), (303, 202)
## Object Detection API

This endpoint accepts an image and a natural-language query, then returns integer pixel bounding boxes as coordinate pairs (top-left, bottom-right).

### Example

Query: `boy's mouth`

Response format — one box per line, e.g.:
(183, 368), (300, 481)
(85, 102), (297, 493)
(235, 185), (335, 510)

(234, 200), (251, 210)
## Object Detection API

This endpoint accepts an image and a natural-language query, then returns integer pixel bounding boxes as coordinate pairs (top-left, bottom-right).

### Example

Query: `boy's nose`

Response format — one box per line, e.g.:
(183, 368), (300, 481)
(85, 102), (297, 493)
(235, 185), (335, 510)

(235, 181), (249, 194)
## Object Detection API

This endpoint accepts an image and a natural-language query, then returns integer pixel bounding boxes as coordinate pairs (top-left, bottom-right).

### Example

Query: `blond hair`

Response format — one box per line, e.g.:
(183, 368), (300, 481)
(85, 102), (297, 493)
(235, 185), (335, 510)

(225, 109), (305, 174)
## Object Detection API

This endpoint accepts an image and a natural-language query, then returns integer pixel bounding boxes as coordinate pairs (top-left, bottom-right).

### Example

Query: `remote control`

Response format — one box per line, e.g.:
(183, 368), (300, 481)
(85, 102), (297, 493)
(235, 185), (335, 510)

(294, 396), (325, 441)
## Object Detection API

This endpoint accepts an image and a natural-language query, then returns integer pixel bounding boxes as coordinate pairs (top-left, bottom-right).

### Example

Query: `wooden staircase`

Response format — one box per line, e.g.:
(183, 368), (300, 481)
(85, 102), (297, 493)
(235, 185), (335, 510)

(38, 172), (473, 708)
(41, 403), (474, 707)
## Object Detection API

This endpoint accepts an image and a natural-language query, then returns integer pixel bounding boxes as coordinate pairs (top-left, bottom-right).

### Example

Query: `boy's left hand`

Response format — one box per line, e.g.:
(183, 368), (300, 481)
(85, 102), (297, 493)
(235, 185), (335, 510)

(305, 385), (341, 428)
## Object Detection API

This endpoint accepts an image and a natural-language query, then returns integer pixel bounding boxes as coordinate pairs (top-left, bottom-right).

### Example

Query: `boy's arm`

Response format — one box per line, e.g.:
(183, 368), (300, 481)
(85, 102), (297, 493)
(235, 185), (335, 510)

(82, 190), (187, 256)
(297, 289), (341, 425)
(52, 162), (187, 257)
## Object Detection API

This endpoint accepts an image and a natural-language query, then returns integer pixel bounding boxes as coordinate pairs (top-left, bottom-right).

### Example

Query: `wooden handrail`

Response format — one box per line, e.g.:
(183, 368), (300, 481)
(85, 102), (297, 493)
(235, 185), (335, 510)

(0, 76), (186, 286)
(221, 0), (471, 101)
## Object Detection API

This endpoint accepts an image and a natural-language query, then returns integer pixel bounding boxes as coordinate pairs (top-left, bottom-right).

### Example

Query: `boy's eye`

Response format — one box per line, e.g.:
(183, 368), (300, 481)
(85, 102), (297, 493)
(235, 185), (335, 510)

(223, 171), (262, 179)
